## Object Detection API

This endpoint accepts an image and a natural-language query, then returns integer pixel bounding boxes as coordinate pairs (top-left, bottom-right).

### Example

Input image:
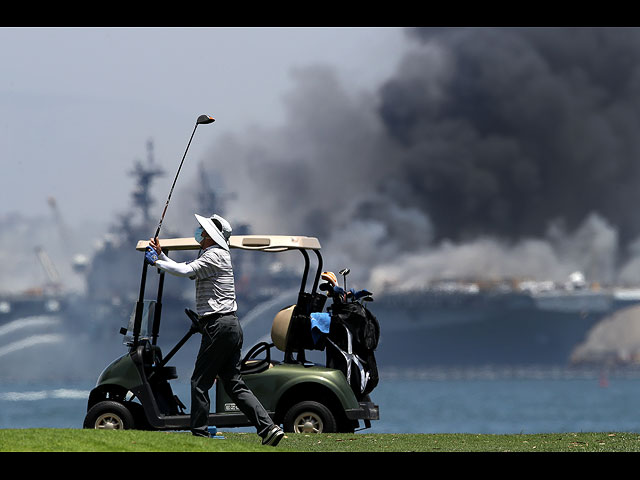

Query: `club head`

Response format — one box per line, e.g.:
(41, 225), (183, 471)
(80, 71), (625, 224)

(339, 268), (350, 276)
(197, 114), (215, 125)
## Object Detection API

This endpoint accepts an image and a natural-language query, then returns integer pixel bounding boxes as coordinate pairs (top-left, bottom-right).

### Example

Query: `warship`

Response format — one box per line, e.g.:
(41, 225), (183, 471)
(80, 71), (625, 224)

(0, 243), (67, 322)
(370, 273), (640, 368)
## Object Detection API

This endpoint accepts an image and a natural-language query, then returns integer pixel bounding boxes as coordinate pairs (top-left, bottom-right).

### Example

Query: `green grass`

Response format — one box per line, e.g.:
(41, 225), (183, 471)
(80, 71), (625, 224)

(2, 429), (640, 452)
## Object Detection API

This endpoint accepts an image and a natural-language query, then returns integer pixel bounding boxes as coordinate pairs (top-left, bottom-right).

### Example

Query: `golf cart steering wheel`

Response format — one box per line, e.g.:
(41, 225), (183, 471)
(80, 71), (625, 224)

(241, 342), (274, 374)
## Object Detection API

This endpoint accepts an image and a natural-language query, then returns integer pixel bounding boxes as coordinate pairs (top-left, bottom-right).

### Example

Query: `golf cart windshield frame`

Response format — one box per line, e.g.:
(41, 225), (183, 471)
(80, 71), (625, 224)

(130, 235), (323, 347)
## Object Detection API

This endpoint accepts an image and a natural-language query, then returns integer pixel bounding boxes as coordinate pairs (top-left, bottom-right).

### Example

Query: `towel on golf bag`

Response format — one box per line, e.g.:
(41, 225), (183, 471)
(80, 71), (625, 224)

(310, 312), (331, 345)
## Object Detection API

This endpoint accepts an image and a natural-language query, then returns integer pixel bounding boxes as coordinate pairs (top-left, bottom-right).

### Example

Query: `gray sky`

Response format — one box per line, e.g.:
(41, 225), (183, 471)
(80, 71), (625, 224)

(0, 27), (408, 227)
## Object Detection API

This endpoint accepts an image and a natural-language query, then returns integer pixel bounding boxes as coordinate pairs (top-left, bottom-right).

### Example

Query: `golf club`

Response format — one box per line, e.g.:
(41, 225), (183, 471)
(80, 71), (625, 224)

(339, 268), (350, 293)
(154, 114), (215, 238)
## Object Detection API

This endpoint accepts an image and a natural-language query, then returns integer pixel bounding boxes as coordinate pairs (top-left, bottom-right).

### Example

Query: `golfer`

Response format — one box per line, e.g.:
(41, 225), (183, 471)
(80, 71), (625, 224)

(147, 213), (284, 446)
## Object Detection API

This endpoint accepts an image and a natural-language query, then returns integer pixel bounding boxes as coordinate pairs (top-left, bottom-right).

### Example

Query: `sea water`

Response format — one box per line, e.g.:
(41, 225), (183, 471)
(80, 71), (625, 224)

(3, 367), (640, 434)
(373, 367), (640, 434)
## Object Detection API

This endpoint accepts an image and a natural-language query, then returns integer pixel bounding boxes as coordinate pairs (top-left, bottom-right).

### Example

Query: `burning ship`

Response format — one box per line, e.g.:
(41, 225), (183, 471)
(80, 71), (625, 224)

(371, 271), (640, 369)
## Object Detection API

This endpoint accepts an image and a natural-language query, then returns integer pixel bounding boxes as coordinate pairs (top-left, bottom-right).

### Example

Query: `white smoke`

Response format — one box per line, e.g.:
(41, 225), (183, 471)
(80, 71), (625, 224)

(369, 212), (623, 294)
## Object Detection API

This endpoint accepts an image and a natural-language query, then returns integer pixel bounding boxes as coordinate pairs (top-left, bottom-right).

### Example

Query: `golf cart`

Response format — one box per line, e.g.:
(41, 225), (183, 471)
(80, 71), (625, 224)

(83, 234), (380, 434)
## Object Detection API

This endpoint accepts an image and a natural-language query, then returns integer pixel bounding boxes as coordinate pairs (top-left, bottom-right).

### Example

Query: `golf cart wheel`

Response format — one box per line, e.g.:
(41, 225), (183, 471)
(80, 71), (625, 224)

(83, 400), (135, 430)
(283, 401), (337, 434)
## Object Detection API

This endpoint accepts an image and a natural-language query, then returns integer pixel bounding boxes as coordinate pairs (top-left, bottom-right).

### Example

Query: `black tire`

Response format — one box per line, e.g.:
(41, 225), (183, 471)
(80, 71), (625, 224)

(283, 400), (337, 434)
(83, 400), (135, 430)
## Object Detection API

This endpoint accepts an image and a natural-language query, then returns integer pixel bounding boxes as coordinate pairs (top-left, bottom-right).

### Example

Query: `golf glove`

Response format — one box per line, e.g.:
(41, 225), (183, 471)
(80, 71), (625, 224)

(145, 247), (158, 265)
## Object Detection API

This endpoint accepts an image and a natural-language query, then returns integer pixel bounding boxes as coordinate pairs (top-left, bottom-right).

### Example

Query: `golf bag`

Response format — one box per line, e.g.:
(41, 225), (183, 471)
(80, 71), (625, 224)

(325, 301), (380, 399)
(279, 292), (328, 363)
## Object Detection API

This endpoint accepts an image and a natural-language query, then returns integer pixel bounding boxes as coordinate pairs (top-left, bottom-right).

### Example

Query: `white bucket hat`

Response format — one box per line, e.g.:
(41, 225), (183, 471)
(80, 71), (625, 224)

(194, 213), (232, 251)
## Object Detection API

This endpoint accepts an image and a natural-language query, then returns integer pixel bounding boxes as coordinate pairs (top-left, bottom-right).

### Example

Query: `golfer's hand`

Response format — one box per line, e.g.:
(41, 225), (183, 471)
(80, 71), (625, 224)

(149, 237), (162, 255)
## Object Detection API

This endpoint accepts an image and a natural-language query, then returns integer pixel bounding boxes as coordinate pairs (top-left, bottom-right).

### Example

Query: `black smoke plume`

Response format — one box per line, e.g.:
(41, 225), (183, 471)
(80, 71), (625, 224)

(189, 27), (640, 291)
(381, 27), (640, 245)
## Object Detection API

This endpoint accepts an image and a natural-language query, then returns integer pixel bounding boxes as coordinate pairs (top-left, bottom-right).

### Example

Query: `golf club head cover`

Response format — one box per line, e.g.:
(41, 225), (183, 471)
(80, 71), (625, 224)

(354, 289), (373, 300)
(145, 247), (158, 265)
(331, 286), (347, 304)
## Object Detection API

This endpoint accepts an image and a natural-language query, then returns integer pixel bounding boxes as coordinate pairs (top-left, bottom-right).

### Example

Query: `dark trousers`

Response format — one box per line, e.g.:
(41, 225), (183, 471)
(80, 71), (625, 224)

(190, 312), (274, 438)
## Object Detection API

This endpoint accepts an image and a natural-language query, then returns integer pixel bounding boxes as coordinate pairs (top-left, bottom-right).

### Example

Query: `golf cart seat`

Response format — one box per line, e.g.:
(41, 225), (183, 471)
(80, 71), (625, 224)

(270, 295), (326, 364)
(271, 305), (296, 352)
(238, 307), (298, 375)
(238, 303), (306, 374)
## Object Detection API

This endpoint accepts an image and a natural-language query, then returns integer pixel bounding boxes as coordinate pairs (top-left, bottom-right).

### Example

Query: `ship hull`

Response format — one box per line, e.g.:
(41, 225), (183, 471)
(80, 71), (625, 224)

(0, 295), (66, 322)
(371, 291), (640, 367)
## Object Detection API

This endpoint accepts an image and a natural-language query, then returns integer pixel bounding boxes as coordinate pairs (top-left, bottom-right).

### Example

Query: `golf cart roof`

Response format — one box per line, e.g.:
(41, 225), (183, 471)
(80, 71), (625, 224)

(136, 235), (321, 253)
